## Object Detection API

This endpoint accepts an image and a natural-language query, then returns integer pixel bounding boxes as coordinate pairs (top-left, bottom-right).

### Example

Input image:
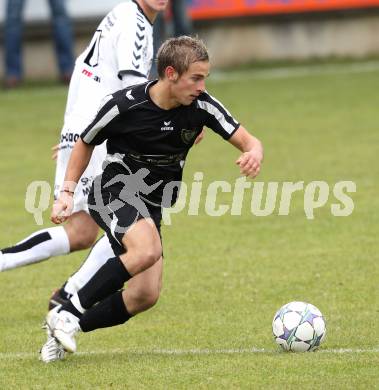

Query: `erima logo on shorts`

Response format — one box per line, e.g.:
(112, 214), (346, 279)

(161, 121), (174, 131)
(61, 133), (80, 143)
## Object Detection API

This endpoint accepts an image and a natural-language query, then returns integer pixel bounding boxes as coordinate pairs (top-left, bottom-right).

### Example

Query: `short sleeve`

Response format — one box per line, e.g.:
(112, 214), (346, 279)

(197, 93), (240, 140)
(80, 94), (121, 146)
(115, 4), (152, 79)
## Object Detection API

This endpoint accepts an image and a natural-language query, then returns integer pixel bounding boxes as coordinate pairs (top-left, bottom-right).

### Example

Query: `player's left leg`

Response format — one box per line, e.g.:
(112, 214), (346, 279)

(79, 255), (163, 331)
(45, 215), (162, 352)
(44, 256), (163, 354)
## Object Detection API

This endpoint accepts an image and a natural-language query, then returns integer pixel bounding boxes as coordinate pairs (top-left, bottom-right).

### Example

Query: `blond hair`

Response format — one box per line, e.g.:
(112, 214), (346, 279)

(157, 36), (209, 78)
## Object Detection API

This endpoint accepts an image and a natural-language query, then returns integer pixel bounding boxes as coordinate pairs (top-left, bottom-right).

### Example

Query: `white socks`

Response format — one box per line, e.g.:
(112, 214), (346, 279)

(0, 229), (114, 302)
(64, 235), (114, 296)
(0, 226), (70, 271)
(71, 293), (86, 314)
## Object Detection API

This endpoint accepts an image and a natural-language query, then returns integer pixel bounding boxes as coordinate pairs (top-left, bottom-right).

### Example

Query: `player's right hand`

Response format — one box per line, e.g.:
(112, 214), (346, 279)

(51, 192), (74, 224)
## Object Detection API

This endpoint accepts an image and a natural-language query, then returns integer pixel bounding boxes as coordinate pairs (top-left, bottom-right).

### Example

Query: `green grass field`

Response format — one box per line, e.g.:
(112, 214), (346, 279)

(0, 61), (378, 389)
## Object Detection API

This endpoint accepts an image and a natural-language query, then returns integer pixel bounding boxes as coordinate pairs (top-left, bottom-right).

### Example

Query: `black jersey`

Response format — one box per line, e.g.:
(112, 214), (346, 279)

(81, 80), (240, 206)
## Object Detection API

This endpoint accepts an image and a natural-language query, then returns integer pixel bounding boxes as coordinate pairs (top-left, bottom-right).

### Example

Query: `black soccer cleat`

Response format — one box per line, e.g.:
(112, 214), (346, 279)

(48, 288), (69, 311)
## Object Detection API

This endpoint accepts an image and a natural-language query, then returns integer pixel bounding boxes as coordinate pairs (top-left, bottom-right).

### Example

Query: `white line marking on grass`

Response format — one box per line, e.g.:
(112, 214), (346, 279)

(210, 61), (379, 82)
(0, 347), (378, 360)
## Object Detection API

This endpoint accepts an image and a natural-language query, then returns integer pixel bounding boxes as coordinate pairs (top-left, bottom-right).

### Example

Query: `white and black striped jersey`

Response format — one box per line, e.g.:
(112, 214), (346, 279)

(79, 0), (153, 83)
(64, 0), (153, 125)
(81, 80), (240, 205)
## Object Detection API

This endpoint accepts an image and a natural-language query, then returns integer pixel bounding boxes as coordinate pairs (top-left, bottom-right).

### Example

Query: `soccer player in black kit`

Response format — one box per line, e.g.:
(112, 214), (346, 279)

(45, 36), (264, 357)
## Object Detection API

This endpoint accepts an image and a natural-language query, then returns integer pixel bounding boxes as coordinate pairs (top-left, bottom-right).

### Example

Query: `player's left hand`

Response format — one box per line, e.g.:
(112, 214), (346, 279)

(236, 149), (263, 178)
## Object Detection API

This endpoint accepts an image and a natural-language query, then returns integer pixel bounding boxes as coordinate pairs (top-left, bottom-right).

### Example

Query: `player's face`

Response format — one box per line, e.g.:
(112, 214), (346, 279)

(141, 0), (168, 13)
(172, 61), (210, 106)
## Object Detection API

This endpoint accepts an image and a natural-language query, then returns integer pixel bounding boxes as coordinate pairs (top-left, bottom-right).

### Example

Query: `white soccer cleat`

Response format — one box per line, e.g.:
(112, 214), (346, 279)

(44, 306), (60, 334)
(46, 308), (81, 353)
(40, 335), (65, 363)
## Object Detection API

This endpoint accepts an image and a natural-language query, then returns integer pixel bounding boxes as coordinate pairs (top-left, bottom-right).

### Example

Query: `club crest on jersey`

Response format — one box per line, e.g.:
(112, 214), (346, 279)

(161, 121), (174, 131)
(181, 128), (198, 144)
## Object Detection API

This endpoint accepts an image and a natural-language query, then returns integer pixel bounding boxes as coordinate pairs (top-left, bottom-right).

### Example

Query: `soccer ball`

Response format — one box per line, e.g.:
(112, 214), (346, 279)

(272, 301), (326, 352)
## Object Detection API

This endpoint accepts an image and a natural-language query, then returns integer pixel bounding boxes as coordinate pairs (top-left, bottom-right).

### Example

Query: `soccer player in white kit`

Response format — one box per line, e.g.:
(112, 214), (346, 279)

(1, 0), (166, 271)
(0, 0), (168, 361)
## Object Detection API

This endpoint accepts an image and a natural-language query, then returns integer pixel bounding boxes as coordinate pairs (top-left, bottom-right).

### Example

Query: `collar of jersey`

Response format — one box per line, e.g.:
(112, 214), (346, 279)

(145, 80), (184, 112)
(132, 0), (154, 26)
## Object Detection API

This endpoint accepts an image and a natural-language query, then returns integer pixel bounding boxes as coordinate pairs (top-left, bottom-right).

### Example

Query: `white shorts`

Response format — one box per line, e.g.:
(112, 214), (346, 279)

(54, 124), (107, 214)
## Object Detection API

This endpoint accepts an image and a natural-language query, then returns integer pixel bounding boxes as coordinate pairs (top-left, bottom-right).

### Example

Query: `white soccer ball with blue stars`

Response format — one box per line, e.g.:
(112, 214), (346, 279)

(272, 301), (326, 352)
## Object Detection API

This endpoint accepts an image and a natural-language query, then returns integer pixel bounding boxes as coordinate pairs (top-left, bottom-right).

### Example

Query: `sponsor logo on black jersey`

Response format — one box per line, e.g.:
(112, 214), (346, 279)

(181, 128), (198, 144)
(161, 121), (174, 131)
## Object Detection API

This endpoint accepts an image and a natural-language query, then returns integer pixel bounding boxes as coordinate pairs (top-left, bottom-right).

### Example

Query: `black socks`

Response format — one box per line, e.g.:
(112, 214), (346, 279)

(79, 290), (132, 332)
(77, 256), (131, 310)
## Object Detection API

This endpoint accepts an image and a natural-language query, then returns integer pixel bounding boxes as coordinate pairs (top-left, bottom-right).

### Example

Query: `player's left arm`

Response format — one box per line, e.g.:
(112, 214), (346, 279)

(228, 125), (263, 178)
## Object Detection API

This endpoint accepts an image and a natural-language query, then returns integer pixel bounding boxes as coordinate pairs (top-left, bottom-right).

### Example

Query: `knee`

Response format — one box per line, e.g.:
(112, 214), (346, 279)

(129, 286), (160, 314)
(73, 232), (97, 251)
(140, 287), (160, 310)
(65, 224), (98, 251)
(133, 245), (162, 271)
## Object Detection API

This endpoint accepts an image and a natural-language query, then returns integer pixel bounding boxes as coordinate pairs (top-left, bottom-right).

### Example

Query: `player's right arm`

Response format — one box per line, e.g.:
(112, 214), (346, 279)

(51, 139), (94, 224)
(51, 92), (123, 224)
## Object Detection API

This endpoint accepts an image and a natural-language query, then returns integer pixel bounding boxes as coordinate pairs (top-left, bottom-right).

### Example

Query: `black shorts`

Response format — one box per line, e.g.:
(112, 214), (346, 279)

(87, 179), (162, 256)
